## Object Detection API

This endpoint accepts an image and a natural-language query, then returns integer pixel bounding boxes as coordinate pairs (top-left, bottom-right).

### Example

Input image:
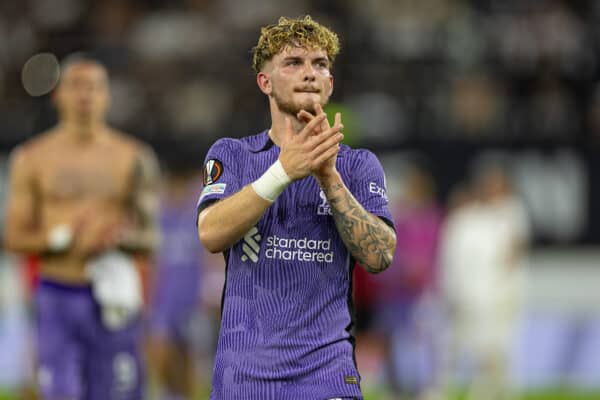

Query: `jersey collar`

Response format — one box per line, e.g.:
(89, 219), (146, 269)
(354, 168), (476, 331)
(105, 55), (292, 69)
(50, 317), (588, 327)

(247, 130), (275, 153)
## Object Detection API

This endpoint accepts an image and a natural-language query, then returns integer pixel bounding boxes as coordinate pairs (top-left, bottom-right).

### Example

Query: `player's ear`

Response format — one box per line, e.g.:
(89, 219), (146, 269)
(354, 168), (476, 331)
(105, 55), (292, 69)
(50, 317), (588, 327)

(257, 72), (272, 95)
(327, 74), (334, 97)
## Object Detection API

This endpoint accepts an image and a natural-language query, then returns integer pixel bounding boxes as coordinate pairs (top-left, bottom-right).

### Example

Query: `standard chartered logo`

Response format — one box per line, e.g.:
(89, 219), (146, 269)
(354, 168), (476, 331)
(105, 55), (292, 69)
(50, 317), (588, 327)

(240, 228), (334, 263)
(241, 227), (261, 262)
(265, 235), (334, 263)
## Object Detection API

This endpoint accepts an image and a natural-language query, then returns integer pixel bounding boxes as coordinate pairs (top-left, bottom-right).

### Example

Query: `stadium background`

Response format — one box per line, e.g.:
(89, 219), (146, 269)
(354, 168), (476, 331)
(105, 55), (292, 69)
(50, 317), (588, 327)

(1, 1), (600, 399)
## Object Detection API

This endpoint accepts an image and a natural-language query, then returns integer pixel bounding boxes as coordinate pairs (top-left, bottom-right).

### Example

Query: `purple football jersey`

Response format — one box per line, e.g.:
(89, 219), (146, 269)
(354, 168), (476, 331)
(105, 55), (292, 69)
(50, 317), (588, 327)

(198, 131), (393, 400)
(35, 280), (144, 400)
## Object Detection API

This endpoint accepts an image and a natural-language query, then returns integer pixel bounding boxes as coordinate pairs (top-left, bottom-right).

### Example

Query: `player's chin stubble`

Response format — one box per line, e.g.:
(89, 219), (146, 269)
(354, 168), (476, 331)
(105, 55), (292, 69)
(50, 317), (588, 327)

(272, 90), (328, 117)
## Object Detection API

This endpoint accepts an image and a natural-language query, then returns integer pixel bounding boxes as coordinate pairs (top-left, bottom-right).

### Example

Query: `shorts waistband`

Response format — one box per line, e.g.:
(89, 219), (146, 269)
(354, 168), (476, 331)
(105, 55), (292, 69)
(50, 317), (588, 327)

(38, 279), (92, 293)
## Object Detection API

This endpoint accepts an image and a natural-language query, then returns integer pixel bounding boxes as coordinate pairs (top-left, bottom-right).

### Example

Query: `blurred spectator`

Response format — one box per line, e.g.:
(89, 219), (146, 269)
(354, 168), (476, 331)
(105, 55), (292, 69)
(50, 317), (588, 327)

(128, 9), (220, 62)
(439, 164), (530, 400)
(446, 72), (507, 140)
(215, 0), (309, 31)
(161, 78), (233, 140)
(526, 69), (579, 140)
(362, 0), (450, 61)
(443, 3), (488, 71)
(346, 91), (410, 145)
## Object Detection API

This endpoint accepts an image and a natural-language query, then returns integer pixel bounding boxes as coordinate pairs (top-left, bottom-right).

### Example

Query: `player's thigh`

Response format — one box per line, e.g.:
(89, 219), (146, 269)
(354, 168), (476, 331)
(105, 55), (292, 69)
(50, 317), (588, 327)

(85, 319), (145, 400)
(35, 299), (83, 399)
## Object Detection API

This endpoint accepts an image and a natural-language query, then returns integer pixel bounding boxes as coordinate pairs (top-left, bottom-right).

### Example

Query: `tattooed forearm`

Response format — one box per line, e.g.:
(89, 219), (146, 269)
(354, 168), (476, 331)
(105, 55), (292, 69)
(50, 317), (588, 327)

(120, 146), (161, 253)
(323, 183), (396, 273)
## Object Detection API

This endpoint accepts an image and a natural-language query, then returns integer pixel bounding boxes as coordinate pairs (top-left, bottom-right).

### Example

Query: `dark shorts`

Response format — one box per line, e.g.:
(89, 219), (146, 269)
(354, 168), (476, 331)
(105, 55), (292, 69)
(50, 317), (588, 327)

(35, 280), (144, 400)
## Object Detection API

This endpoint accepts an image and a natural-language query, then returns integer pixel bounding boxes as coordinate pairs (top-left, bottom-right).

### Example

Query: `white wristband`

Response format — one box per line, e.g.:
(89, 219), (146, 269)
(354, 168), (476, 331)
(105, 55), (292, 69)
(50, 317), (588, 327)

(47, 224), (73, 252)
(251, 159), (292, 202)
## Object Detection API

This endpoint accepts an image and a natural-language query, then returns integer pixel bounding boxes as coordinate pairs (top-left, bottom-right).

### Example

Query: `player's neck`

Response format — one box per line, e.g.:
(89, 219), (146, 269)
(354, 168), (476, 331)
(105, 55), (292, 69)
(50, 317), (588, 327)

(59, 119), (107, 143)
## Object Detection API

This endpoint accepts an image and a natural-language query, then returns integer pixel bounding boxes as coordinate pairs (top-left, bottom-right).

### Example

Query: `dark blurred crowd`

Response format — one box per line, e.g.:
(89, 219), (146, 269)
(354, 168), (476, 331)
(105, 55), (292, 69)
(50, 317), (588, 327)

(2, 0), (600, 155)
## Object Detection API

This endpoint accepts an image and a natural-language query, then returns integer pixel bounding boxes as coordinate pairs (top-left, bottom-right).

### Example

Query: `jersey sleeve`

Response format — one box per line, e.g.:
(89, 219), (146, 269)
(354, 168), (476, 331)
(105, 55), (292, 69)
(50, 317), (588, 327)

(348, 150), (394, 227)
(196, 138), (243, 212)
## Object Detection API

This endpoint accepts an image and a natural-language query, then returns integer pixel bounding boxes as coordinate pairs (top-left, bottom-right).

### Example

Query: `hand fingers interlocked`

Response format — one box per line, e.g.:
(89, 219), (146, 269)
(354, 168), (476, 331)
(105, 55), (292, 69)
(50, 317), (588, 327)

(279, 109), (344, 181)
(297, 104), (343, 178)
(297, 103), (333, 133)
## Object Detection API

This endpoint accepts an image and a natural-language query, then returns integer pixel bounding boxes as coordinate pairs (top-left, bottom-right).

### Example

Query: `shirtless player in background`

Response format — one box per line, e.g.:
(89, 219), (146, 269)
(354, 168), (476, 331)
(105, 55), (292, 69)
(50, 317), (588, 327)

(3, 55), (160, 400)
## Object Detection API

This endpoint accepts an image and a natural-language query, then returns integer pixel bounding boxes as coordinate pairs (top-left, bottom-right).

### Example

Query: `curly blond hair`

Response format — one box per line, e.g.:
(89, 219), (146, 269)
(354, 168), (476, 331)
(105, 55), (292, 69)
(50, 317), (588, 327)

(252, 15), (340, 73)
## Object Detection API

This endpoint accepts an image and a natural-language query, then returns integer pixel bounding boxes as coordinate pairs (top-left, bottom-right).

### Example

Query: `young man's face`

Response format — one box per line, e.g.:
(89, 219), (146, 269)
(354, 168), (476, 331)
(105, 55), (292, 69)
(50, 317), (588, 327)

(262, 45), (333, 115)
(54, 62), (110, 123)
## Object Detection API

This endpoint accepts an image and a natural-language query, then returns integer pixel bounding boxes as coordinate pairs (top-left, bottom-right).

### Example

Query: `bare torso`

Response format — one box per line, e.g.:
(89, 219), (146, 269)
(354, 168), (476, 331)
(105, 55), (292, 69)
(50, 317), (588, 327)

(22, 128), (142, 283)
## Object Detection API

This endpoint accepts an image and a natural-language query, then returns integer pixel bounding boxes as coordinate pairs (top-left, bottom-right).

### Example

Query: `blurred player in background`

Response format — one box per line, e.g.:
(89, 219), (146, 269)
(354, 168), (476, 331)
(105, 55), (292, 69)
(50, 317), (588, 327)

(196, 15), (396, 400)
(146, 155), (211, 400)
(3, 54), (160, 400)
(370, 162), (443, 399)
(439, 163), (530, 400)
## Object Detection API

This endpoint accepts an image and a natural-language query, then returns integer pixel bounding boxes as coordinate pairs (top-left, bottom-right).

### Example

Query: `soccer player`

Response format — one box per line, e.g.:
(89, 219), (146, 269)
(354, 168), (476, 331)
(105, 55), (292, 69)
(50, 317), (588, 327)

(196, 16), (397, 400)
(3, 55), (160, 400)
(439, 165), (530, 400)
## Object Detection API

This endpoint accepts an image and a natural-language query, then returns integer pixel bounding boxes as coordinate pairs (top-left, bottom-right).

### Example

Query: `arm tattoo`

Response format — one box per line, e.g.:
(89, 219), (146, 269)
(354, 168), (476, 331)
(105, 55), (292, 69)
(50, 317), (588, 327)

(121, 147), (160, 253)
(130, 152), (159, 227)
(324, 183), (396, 273)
